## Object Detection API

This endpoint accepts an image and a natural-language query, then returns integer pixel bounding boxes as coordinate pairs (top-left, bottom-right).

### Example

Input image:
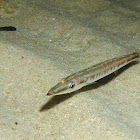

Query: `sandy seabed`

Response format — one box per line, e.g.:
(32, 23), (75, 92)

(0, 0), (140, 139)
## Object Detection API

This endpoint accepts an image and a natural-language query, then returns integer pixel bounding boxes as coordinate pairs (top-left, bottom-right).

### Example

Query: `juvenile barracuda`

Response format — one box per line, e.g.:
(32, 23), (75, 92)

(47, 52), (139, 96)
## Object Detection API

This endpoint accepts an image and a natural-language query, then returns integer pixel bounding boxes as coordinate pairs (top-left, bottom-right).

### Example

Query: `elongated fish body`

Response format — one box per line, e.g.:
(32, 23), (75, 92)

(47, 52), (139, 96)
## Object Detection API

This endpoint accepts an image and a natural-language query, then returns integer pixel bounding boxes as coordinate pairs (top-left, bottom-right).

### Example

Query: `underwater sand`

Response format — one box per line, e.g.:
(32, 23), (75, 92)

(0, 0), (140, 139)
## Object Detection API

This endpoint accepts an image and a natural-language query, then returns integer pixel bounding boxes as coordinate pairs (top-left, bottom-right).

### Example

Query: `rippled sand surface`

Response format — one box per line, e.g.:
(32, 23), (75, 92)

(0, 0), (140, 139)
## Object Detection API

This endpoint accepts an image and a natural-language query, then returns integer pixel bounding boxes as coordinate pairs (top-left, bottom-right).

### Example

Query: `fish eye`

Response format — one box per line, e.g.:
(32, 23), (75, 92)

(69, 81), (75, 88)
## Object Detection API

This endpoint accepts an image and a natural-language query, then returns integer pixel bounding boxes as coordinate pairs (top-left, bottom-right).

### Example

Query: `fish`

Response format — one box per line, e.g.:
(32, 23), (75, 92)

(0, 26), (16, 31)
(47, 52), (139, 96)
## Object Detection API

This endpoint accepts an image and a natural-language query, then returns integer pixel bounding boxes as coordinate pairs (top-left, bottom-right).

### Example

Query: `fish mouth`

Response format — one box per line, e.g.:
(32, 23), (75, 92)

(46, 92), (52, 96)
